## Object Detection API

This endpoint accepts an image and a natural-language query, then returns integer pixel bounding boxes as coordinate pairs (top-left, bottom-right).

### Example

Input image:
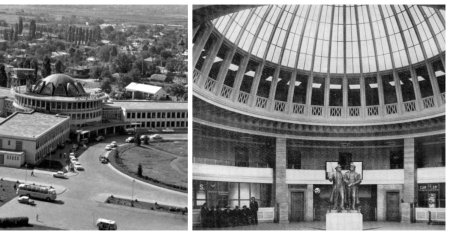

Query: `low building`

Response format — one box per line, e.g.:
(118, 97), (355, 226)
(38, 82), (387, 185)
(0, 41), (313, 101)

(114, 101), (187, 131)
(125, 82), (167, 100)
(0, 111), (70, 166)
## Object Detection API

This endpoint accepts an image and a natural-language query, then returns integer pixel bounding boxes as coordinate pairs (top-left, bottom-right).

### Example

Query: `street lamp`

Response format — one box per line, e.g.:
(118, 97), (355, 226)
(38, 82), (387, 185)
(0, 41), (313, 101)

(25, 163), (27, 183)
(131, 179), (135, 201)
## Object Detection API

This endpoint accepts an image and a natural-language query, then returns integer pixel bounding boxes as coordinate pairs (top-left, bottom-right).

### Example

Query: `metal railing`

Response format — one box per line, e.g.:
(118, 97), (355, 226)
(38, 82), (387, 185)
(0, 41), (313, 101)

(348, 106), (361, 117)
(274, 100), (287, 112)
(193, 69), (202, 84)
(366, 105), (379, 116)
(204, 77), (217, 92)
(403, 100), (417, 112)
(422, 96), (435, 109)
(311, 105), (323, 116)
(220, 85), (233, 99)
(385, 103), (398, 115)
(255, 96), (268, 109)
(237, 91), (250, 104)
(292, 103), (305, 114)
(193, 157), (270, 168)
(329, 106), (342, 117)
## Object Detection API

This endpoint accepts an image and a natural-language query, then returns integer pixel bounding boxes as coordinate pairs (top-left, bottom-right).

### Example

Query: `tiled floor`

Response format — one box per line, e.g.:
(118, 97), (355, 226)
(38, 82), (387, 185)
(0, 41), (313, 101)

(195, 221), (445, 230)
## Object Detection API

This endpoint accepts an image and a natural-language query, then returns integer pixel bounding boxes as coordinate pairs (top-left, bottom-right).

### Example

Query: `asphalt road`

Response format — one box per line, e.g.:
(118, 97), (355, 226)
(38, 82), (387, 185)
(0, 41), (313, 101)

(0, 141), (187, 230)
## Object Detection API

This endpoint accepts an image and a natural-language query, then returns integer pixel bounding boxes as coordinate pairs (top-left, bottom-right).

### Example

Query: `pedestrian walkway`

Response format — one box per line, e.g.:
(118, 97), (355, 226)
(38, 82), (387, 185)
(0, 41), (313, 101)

(195, 221), (445, 230)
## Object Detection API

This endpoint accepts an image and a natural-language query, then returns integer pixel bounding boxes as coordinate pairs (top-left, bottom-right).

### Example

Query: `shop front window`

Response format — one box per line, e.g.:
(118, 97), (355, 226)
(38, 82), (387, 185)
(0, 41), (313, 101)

(193, 180), (272, 209)
(418, 183), (445, 208)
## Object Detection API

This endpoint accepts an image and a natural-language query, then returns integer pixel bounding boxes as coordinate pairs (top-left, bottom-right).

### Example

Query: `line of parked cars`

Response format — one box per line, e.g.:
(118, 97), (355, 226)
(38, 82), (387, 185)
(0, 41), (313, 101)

(69, 152), (84, 171)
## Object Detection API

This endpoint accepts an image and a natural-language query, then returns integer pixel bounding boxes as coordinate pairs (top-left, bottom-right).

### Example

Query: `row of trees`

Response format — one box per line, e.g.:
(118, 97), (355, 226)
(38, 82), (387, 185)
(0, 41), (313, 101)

(66, 25), (101, 45)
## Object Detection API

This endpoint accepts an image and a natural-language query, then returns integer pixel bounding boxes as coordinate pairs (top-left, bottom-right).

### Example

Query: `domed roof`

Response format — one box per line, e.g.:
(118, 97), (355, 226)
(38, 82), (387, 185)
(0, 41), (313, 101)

(32, 74), (87, 97)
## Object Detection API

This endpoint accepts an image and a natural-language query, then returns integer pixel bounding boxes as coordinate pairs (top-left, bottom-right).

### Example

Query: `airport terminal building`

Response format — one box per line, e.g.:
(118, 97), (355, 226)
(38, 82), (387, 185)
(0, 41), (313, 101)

(0, 73), (187, 167)
(192, 5), (445, 225)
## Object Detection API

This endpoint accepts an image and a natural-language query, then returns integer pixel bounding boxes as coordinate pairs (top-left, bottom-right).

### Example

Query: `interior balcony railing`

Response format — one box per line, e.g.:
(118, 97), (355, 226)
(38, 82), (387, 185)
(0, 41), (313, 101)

(194, 68), (445, 124)
(193, 157), (270, 168)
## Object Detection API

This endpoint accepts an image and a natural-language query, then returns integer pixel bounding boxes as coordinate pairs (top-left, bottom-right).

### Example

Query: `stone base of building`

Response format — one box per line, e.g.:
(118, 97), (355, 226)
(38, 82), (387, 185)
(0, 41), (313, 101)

(400, 203), (412, 223)
(326, 212), (363, 230)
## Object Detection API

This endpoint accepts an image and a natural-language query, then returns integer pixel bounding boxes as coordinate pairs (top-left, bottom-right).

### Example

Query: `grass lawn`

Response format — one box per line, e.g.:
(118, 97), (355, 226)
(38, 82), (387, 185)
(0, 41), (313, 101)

(106, 196), (187, 215)
(0, 180), (20, 207)
(118, 141), (187, 189)
(150, 141), (187, 157)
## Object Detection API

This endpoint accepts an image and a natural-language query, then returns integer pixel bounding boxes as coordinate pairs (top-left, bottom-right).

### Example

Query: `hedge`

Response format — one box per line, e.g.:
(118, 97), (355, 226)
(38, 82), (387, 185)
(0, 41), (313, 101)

(0, 217), (29, 228)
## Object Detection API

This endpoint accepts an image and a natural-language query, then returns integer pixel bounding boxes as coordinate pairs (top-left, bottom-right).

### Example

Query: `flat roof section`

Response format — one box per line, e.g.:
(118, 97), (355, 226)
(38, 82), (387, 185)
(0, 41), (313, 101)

(0, 112), (69, 140)
(111, 101), (187, 111)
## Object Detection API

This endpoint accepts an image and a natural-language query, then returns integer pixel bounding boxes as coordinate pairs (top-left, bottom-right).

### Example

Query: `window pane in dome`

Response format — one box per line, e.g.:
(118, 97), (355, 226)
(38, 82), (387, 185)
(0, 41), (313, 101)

(208, 44), (229, 80)
(348, 77), (361, 106)
(398, 70), (416, 102)
(274, 70), (291, 101)
(329, 77), (343, 106)
(365, 76), (379, 106)
(415, 65), (434, 98)
(223, 53), (243, 87)
(381, 73), (398, 104)
(432, 59), (445, 94)
(311, 76), (325, 105)
(256, 66), (275, 98)
(293, 73), (308, 104)
(239, 60), (259, 93)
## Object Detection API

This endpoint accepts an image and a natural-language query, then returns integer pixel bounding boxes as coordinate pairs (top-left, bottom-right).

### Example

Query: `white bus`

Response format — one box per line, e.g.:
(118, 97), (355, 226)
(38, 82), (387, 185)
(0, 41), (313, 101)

(16, 183), (57, 201)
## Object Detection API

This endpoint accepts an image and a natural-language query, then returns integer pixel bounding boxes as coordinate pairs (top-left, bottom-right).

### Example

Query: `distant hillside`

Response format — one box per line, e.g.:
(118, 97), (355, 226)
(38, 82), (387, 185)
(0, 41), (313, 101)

(0, 5), (187, 26)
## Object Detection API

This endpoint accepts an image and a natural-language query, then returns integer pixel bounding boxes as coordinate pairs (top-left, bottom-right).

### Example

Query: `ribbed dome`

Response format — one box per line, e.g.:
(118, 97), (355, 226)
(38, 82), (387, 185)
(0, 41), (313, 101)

(32, 74), (87, 97)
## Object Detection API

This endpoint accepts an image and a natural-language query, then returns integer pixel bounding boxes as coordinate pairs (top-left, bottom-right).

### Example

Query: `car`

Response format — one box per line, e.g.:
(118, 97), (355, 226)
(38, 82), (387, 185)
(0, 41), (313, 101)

(69, 152), (76, 158)
(162, 128), (175, 133)
(105, 145), (112, 151)
(110, 141), (117, 148)
(125, 137), (135, 143)
(96, 218), (117, 230)
(18, 196), (35, 205)
(99, 156), (109, 164)
(150, 134), (163, 140)
(74, 163), (84, 171)
(53, 171), (68, 179)
(96, 136), (105, 142)
(147, 128), (158, 133)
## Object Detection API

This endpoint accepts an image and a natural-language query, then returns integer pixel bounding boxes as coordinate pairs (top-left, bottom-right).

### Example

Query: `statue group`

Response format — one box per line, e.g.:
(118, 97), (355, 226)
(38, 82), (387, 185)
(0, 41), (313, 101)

(328, 164), (362, 212)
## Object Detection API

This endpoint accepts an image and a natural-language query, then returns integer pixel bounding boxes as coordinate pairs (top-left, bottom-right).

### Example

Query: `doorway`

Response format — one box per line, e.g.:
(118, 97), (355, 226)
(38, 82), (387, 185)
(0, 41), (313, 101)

(386, 192), (400, 221)
(290, 191), (304, 222)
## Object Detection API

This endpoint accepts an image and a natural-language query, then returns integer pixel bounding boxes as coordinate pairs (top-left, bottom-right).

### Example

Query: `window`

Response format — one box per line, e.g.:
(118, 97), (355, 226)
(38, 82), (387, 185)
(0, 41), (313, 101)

(16, 141), (23, 151)
(338, 152), (352, 170)
(390, 150), (403, 169)
(235, 147), (249, 167)
(287, 149), (301, 169)
(418, 183), (445, 208)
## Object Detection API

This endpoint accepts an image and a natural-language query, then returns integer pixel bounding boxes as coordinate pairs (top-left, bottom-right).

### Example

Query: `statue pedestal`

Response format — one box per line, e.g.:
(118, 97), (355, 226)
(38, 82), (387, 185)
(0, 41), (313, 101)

(326, 212), (363, 230)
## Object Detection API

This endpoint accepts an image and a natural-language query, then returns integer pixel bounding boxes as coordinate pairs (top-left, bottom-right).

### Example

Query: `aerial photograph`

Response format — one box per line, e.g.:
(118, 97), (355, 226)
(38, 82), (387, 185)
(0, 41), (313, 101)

(193, 5), (445, 230)
(0, 5), (188, 230)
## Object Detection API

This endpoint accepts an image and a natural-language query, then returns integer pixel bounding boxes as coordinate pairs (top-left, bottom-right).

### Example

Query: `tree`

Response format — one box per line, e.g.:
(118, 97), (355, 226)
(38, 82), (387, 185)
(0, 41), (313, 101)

(0, 64), (7, 87)
(41, 56), (52, 78)
(29, 20), (36, 40)
(137, 163), (143, 177)
(103, 25), (114, 35)
(167, 83), (187, 101)
(90, 66), (103, 79)
(100, 77), (112, 93)
(160, 50), (173, 61)
(114, 53), (133, 74)
(55, 60), (65, 73)
(31, 58), (39, 81)
(18, 17), (23, 34)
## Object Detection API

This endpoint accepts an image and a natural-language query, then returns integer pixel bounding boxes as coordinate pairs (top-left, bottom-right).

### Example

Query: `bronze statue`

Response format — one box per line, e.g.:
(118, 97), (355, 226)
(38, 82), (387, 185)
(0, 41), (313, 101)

(329, 165), (345, 211)
(344, 164), (362, 210)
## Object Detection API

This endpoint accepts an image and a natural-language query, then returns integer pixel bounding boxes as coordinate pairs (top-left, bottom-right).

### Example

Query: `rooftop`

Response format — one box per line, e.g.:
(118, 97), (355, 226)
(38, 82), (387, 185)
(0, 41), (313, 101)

(0, 112), (69, 139)
(110, 101), (187, 111)
(125, 82), (163, 94)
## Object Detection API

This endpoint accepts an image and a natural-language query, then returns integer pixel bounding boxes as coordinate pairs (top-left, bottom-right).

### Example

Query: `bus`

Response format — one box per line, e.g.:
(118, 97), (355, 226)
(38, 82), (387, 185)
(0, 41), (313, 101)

(16, 183), (57, 201)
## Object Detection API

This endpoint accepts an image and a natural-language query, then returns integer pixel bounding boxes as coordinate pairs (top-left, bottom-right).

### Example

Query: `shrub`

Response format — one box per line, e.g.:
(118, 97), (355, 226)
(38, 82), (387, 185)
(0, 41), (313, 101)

(0, 217), (29, 228)
(137, 163), (143, 177)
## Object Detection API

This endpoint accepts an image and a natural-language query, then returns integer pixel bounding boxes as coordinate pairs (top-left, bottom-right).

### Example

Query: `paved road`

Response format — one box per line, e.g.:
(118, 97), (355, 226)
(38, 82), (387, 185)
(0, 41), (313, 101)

(0, 141), (187, 230)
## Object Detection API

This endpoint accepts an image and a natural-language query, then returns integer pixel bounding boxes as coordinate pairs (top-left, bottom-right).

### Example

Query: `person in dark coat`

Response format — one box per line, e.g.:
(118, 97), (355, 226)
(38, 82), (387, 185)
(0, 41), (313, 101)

(250, 197), (259, 224)
(242, 205), (251, 225)
(208, 206), (215, 228)
(232, 206), (240, 226)
(200, 203), (208, 228)
(214, 205), (221, 228)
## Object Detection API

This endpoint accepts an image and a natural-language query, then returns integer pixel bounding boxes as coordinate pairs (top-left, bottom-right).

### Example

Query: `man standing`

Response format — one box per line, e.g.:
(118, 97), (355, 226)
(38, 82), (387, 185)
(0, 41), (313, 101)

(250, 197), (259, 224)
(344, 164), (362, 210)
(329, 165), (345, 212)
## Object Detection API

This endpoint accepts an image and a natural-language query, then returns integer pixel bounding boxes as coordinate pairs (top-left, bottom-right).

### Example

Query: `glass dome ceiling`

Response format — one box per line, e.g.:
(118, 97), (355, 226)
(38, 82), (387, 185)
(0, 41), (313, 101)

(212, 5), (445, 74)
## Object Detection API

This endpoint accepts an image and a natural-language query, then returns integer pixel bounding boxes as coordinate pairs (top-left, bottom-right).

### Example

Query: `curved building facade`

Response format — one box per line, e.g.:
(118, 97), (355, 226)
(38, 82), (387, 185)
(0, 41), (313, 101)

(192, 5), (445, 225)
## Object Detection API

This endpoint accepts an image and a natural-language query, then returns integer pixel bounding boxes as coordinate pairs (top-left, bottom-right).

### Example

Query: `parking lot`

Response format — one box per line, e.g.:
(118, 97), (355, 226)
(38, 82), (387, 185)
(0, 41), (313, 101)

(0, 135), (187, 230)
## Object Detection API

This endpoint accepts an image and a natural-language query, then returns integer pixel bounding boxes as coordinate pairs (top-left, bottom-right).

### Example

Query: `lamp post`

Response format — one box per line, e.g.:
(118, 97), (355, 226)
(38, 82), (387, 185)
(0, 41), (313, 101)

(131, 179), (135, 201)
(24, 163), (27, 183)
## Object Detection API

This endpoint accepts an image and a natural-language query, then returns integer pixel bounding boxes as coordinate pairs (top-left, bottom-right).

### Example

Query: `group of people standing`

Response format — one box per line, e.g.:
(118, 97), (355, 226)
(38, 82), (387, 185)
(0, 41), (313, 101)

(200, 197), (259, 228)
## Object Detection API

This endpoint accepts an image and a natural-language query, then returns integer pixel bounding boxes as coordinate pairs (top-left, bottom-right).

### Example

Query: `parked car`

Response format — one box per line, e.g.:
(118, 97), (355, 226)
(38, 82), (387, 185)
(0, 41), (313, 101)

(99, 156), (109, 164)
(150, 134), (163, 141)
(147, 128), (158, 133)
(96, 136), (105, 142)
(53, 171), (68, 179)
(105, 145), (112, 151)
(74, 163), (84, 171)
(96, 218), (117, 230)
(125, 137), (135, 143)
(69, 152), (76, 158)
(162, 128), (175, 133)
(110, 141), (117, 148)
(18, 196), (35, 205)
